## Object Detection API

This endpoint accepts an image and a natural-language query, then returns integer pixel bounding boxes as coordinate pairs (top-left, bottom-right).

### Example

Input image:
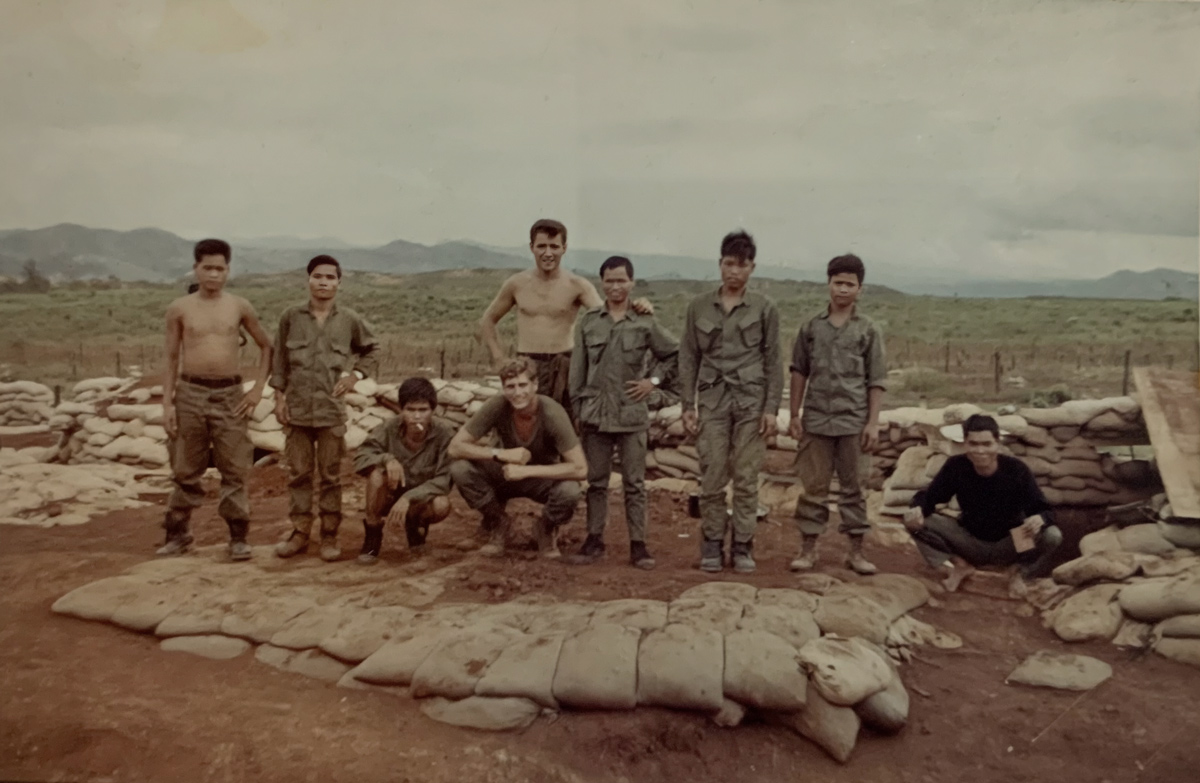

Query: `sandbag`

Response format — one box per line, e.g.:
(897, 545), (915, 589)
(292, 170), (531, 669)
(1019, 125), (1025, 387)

(736, 603), (820, 650)
(678, 581), (757, 604)
(269, 605), (350, 650)
(798, 637), (892, 706)
(1154, 637), (1200, 668)
(50, 576), (150, 622)
(349, 631), (449, 686)
(220, 596), (318, 644)
(420, 696), (541, 731)
(1116, 524), (1178, 556)
(636, 624), (724, 711)
(475, 632), (565, 708)
(769, 689), (861, 764)
(1156, 614), (1200, 638)
(668, 598), (745, 635)
(723, 630), (807, 711)
(755, 588), (819, 614)
(1006, 651), (1112, 691)
(552, 624), (640, 710)
(1050, 584), (1123, 643)
(1051, 552), (1143, 586)
(855, 667), (909, 734)
(887, 447), (936, 490)
(319, 606), (420, 662)
(1078, 526), (1120, 556)
(1119, 573), (1200, 622)
(590, 598), (668, 631)
(813, 575), (929, 645)
(1159, 520), (1200, 550)
(410, 625), (524, 699)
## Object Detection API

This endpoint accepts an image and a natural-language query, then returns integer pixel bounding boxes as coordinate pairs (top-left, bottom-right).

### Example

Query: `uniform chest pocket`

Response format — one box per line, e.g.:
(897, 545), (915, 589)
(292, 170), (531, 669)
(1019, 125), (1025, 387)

(584, 331), (610, 365)
(620, 329), (647, 355)
(285, 336), (311, 368)
(694, 318), (720, 351)
(739, 315), (763, 349)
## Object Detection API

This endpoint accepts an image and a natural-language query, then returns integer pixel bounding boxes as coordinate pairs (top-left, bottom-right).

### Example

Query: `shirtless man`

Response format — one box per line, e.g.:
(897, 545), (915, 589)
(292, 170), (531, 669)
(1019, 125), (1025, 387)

(159, 239), (273, 560)
(478, 219), (650, 417)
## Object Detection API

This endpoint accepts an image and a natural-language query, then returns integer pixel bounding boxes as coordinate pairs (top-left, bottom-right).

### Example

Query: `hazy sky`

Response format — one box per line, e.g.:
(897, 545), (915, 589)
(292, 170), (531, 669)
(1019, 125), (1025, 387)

(2, 0), (1198, 278)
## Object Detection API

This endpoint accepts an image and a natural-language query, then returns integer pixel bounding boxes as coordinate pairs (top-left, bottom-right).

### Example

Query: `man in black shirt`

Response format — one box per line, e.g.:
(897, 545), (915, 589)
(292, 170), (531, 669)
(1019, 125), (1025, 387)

(903, 414), (1063, 592)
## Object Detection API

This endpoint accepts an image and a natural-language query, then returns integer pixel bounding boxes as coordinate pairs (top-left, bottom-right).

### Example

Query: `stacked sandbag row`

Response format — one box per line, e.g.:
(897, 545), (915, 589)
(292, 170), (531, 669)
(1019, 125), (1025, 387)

(876, 397), (1154, 516)
(1038, 504), (1200, 669)
(52, 560), (952, 763)
(0, 380), (56, 430)
(243, 379), (400, 454)
(426, 378), (502, 427)
(57, 394), (171, 469)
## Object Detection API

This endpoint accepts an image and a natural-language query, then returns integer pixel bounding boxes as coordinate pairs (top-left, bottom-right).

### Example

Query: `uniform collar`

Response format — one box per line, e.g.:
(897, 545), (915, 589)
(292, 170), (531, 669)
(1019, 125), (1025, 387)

(818, 303), (858, 320)
(304, 300), (340, 317)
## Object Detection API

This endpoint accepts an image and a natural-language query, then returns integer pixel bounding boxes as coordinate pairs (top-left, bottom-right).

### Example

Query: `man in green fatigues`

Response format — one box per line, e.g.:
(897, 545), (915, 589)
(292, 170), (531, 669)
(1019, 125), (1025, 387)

(352, 377), (454, 564)
(788, 254), (887, 575)
(271, 255), (379, 562)
(679, 230), (782, 574)
(448, 357), (587, 559)
(567, 255), (679, 570)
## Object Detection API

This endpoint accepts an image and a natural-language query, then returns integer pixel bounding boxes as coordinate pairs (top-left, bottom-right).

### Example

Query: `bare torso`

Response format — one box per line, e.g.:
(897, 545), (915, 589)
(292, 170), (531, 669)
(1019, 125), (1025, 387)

(510, 270), (590, 354)
(170, 292), (248, 377)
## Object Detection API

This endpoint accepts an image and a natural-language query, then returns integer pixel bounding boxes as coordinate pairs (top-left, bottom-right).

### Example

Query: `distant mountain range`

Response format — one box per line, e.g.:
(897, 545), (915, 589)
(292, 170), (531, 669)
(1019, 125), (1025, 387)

(0, 223), (1195, 300)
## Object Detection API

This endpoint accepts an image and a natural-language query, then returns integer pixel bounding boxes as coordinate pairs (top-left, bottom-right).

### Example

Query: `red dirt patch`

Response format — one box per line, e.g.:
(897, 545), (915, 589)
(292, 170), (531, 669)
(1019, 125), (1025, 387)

(1, 459), (1198, 782)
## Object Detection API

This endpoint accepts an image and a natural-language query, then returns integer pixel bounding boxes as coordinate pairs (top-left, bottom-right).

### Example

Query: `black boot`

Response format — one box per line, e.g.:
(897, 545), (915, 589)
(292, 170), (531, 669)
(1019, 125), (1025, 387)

(565, 534), (605, 565)
(156, 512), (193, 556)
(404, 514), (429, 547)
(630, 541), (656, 570)
(358, 523), (383, 565)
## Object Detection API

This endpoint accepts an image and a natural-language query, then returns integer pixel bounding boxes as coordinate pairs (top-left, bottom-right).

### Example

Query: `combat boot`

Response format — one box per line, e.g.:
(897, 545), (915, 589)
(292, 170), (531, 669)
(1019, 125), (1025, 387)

(156, 532), (193, 557)
(566, 534), (605, 565)
(358, 524), (383, 566)
(732, 540), (756, 574)
(274, 531), (308, 559)
(630, 541), (656, 570)
(535, 515), (561, 560)
(699, 538), (724, 573)
(228, 539), (252, 561)
(789, 535), (819, 572)
(479, 510), (511, 557)
(845, 535), (877, 575)
(319, 536), (342, 562)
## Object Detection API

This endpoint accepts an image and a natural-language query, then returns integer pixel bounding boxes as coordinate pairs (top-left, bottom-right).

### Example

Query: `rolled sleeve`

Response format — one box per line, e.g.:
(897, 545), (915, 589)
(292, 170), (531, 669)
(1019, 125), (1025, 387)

(763, 302), (783, 412)
(353, 421), (394, 475)
(677, 303), (700, 412)
(789, 322), (811, 377)
(269, 313), (290, 391)
(352, 317), (380, 379)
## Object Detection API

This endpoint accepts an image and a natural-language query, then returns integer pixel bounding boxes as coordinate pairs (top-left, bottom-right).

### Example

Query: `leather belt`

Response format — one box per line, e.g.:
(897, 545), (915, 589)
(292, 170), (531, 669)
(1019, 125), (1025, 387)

(181, 374), (242, 389)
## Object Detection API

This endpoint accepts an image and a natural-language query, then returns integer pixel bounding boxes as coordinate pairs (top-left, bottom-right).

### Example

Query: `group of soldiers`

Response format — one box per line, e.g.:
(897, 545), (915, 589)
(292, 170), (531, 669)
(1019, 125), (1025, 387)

(156, 220), (1064, 590)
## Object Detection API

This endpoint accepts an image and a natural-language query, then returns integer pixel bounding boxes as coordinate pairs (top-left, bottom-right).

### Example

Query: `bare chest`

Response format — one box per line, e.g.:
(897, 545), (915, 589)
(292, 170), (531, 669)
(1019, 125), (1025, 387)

(514, 279), (579, 319)
(181, 301), (241, 341)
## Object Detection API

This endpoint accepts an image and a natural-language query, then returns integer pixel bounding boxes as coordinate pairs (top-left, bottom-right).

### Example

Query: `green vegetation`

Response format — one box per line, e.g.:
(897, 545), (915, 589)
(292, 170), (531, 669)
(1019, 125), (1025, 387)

(1, 268), (1196, 405)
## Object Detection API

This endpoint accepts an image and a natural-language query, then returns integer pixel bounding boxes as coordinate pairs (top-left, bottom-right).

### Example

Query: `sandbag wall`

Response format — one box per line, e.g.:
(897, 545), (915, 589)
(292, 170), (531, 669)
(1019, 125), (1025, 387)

(1035, 503), (1200, 669)
(52, 561), (958, 763)
(0, 380), (57, 429)
(876, 397), (1153, 516)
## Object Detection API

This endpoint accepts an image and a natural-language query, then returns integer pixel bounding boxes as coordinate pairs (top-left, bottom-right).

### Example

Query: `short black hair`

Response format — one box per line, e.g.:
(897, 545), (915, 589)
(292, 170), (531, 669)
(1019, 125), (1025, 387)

(397, 377), (438, 409)
(307, 254), (342, 278)
(720, 230), (756, 262)
(530, 219), (567, 244)
(963, 413), (1001, 440)
(599, 255), (634, 280)
(827, 254), (865, 284)
(193, 239), (231, 264)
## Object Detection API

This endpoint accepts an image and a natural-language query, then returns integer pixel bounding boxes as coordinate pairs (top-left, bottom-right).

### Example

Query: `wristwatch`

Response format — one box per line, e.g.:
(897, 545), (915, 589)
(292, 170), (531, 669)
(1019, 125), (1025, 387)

(650, 376), (661, 387)
(491, 448), (501, 462)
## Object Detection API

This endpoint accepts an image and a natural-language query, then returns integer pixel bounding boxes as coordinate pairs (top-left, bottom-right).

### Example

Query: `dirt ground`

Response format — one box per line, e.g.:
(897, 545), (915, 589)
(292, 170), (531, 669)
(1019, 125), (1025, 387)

(2, 459), (1199, 783)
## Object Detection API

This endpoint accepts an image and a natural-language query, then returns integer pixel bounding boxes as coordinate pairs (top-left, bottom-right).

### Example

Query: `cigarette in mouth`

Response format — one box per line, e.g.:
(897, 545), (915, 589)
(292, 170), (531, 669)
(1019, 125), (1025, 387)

(413, 423), (425, 432)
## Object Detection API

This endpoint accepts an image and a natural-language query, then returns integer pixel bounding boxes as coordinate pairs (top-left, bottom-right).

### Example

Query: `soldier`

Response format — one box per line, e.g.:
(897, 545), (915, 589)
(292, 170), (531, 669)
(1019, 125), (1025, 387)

(477, 219), (653, 420)
(271, 255), (379, 561)
(159, 239), (274, 560)
(788, 254), (886, 575)
(567, 256), (679, 569)
(679, 230), (782, 574)
(447, 357), (586, 558)
(352, 377), (454, 564)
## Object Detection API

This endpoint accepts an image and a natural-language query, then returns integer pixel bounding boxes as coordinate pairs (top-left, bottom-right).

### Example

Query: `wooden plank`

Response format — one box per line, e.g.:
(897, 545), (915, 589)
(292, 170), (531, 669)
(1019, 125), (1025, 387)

(1133, 367), (1200, 520)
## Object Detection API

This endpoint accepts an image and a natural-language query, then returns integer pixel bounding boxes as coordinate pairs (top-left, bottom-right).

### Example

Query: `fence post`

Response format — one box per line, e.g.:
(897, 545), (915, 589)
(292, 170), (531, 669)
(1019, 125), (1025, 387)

(993, 350), (1001, 394)
(116, 351), (122, 377)
(439, 343), (446, 380)
(1122, 349), (1132, 395)
(943, 341), (950, 374)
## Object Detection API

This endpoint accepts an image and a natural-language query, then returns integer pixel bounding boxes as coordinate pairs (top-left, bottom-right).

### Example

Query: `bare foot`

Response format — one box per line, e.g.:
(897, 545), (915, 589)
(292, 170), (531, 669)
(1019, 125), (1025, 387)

(938, 562), (973, 593)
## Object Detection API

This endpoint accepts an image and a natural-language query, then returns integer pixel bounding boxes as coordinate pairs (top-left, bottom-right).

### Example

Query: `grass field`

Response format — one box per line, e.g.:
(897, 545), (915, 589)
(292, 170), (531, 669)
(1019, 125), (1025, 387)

(1, 268), (1196, 406)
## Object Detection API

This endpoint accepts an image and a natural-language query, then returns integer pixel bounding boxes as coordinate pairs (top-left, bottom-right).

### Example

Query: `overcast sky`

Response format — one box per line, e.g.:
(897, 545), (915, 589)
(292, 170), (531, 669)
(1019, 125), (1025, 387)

(1, 0), (1197, 278)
